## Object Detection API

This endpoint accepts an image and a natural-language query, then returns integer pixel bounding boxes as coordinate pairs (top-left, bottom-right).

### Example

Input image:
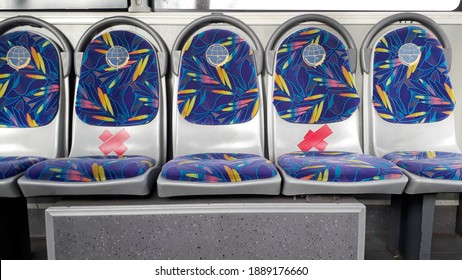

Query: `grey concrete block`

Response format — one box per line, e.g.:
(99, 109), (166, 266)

(46, 201), (365, 260)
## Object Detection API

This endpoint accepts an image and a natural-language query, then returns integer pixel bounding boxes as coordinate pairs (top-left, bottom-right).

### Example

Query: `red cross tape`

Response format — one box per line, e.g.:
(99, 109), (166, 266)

(98, 129), (130, 156)
(297, 124), (333, 152)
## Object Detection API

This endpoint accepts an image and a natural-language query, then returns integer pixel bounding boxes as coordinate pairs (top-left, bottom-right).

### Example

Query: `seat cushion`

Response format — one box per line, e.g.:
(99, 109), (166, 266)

(161, 153), (278, 183)
(384, 151), (462, 180)
(278, 151), (403, 182)
(24, 156), (155, 182)
(0, 156), (46, 179)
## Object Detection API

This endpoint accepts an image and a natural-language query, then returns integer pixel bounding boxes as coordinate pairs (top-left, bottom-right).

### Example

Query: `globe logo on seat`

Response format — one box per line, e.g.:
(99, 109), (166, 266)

(106, 46), (130, 69)
(302, 44), (326, 67)
(7, 46), (31, 70)
(398, 43), (421, 66)
(206, 44), (229, 67)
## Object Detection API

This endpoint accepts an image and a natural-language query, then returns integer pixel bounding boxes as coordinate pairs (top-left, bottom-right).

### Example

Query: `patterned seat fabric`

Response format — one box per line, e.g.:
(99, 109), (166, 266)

(0, 31), (60, 128)
(161, 153), (278, 183)
(279, 151), (403, 182)
(76, 31), (160, 127)
(178, 29), (259, 125)
(273, 28), (359, 124)
(373, 26), (454, 123)
(0, 156), (46, 179)
(24, 156), (155, 182)
(384, 151), (462, 180)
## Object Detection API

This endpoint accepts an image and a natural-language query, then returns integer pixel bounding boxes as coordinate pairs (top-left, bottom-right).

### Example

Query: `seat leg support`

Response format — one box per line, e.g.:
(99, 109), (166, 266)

(456, 193), (462, 236)
(402, 194), (436, 260)
(0, 197), (31, 260)
(388, 194), (403, 255)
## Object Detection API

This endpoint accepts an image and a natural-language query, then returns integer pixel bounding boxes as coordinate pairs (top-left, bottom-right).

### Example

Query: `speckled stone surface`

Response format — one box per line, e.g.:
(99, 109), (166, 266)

(51, 210), (361, 260)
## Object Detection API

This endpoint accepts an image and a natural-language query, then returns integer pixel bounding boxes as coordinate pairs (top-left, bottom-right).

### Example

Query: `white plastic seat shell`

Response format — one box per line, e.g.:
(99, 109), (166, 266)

(0, 16), (72, 197)
(360, 12), (461, 194)
(265, 14), (408, 195)
(17, 16), (169, 197)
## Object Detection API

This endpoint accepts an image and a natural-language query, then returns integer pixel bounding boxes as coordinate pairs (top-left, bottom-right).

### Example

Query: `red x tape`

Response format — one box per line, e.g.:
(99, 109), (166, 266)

(98, 129), (130, 156)
(297, 124), (333, 152)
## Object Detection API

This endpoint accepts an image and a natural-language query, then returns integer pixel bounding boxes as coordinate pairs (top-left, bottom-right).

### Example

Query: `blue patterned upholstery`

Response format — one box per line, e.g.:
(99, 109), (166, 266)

(273, 28), (359, 124)
(24, 156), (156, 182)
(161, 153), (278, 182)
(384, 151), (462, 180)
(0, 31), (60, 128)
(279, 151), (403, 182)
(373, 26), (454, 123)
(178, 29), (260, 125)
(76, 31), (160, 126)
(0, 156), (46, 179)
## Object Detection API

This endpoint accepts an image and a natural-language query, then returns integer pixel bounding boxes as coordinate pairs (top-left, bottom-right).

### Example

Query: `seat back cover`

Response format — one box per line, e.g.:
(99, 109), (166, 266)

(172, 25), (265, 157)
(268, 26), (361, 161)
(367, 25), (459, 156)
(71, 29), (165, 164)
(0, 30), (66, 158)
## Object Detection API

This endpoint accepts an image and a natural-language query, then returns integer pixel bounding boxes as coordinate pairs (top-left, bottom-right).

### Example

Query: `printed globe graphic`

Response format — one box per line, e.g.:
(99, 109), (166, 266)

(106, 46), (130, 69)
(303, 44), (326, 67)
(398, 43), (421, 66)
(7, 46), (31, 70)
(206, 44), (229, 67)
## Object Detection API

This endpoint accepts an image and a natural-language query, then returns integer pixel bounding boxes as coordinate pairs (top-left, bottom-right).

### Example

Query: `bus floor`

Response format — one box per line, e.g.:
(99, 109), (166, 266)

(29, 232), (462, 260)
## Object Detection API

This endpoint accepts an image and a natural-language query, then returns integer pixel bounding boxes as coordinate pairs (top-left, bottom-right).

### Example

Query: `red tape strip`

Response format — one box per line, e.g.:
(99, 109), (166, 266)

(297, 124), (333, 152)
(98, 129), (130, 156)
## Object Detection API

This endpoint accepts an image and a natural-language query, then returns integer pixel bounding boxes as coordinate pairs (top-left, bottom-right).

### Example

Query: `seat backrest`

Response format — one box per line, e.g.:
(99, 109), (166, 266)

(70, 16), (168, 165)
(0, 16), (72, 158)
(265, 14), (361, 161)
(361, 13), (460, 157)
(170, 14), (265, 157)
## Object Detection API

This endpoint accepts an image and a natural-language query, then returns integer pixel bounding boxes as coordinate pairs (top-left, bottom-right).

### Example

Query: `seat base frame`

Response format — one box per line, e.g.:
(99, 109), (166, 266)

(0, 173), (23, 197)
(157, 175), (281, 197)
(280, 168), (408, 195)
(402, 169), (462, 194)
(457, 194), (462, 236)
(398, 193), (436, 260)
(18, 166), (160, 197)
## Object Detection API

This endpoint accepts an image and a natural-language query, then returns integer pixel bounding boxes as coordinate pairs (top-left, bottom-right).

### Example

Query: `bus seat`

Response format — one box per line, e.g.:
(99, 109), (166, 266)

(18, 16), (168, 196)
(360, 12), (462, 259)
(0, 16), (72, 197)
(265, 14), (408, 195)
(157, 14), (281, 197)
(361, 13), (462, 194)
